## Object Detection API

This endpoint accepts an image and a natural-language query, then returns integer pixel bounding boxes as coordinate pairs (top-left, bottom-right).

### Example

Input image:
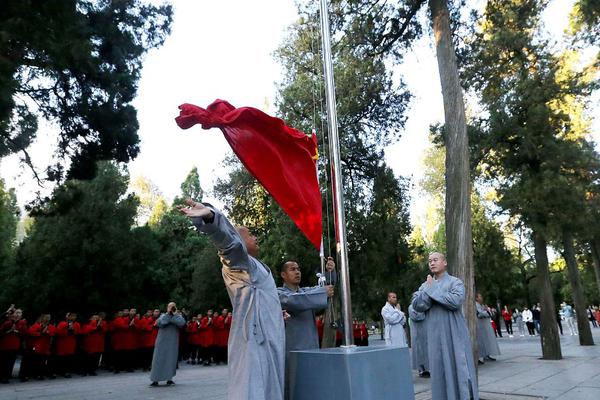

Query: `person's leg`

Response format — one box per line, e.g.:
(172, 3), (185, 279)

(0, 351), (17, 382)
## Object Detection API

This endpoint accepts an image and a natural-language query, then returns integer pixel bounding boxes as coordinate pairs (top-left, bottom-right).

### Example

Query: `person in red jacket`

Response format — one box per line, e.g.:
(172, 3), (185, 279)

(200, 310), (215, 365)
(110, 309), (135, 373)
(81, 313), (107, 376)
(0, 307), (28, 383)
(186, 316), (202, 364)
(359, 320), (369, 346)
(139, 310), (160, 371)
(26, 314), (55, 380)
(213, 310), (227, 364)
(52, 312), (81, 378)
(316, 315), (324, 348)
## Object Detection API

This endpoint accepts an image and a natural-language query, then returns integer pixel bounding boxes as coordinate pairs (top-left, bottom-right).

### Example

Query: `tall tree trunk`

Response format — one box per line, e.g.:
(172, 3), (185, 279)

(532, 229), (562, 359)
(590, 239), (600, 299)
(563, 231), (594, 345)
(429, 0), (477, 359)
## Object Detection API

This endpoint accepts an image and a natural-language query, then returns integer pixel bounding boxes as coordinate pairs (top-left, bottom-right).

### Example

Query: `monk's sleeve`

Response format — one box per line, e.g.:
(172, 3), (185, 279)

(381, 306), (404, 325)
(425, 279), (465, 311)
(476, 304), (489, 318)
(156, 314), (172, 328)
(172, 314), (186, 328)
(411, 286), (432, 313)
(278, 286), (328, 313)
(192, 207), (251, 271)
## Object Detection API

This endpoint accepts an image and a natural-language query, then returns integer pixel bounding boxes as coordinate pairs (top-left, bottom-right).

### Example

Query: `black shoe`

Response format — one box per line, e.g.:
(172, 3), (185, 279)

(150, 381), (159, 387)
(478, 359), (484, 365)
(88, 372), (97, 376)
(420, 371), (430, 378)
(166, 380), (175, 385)
(63, 373), (72, 378)
(191, 360), (196, 365)
(203, 361), (210, 366)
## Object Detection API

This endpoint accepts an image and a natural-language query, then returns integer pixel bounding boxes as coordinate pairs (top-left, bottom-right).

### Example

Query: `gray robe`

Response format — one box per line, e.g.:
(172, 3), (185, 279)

(149, 313), (186, 382)
(476, 303), (500, 358)
(408, 304), (429, 372)
(278, 284), (328, 399)
(381, 302), (407, 347)
(193, 208), (285, 400)
(513, 310), (524, 335)
(411, 273), (479, 400)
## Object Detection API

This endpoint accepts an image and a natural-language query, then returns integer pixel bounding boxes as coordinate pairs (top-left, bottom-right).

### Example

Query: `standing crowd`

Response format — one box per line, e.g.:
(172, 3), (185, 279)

(0, 305), (231, 384)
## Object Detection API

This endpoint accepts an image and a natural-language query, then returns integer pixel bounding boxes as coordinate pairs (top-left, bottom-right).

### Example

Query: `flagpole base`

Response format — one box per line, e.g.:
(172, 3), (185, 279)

(289, 346), (414, 400)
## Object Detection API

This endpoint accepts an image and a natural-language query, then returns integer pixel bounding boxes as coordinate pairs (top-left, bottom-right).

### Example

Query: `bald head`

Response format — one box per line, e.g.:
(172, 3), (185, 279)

(387, 292), (398, 306)
(428, 252), (447, 276)
(236, 226), (259, 257)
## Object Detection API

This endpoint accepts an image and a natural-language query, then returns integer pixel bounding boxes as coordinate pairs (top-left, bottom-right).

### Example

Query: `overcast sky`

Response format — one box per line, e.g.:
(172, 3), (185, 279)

(1, 0), (597, 224)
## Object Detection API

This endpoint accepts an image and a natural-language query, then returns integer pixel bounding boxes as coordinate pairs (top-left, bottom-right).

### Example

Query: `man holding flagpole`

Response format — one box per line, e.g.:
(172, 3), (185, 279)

(178, 200), (285, 400)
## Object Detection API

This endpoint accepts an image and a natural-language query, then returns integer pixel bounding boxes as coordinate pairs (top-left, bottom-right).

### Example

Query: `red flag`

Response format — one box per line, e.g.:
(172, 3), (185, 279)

(175, 99), (322, 250)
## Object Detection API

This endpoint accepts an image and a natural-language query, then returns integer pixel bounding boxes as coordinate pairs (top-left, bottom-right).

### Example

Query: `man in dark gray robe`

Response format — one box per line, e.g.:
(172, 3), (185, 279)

(179, 200), (285, 400)
(277, 260), (333, 399)
(475, 293), (500, 364)
(411, 252), (479, 400)
(408, 304), (429, 377)
(149, 302), (186, 386)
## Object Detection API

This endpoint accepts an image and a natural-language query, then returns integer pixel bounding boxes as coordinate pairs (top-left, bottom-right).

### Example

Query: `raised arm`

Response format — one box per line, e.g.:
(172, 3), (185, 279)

(476, 303), (490, 319)
(278, 286), (328, 313)
(180, 201), (251, 271)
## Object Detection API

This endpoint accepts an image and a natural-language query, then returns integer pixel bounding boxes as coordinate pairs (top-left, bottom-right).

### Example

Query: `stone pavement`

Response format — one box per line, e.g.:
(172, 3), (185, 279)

(1, 329), (599, 400)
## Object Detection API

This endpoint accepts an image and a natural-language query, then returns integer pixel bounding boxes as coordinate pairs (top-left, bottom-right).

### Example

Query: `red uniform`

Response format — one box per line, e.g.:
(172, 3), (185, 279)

(359, 323), (368, 346)
(0, 319), (28, 351)
(200, 316), (215, 347)
(82, 320), (107, 354)
(111, 316), (138, 350)
(186, 321), (202, 347)
(54, 321), (81, 356)
(27, 323), (55, 356)
(138, 317), (157, 349)
(213, 315), (226, 347)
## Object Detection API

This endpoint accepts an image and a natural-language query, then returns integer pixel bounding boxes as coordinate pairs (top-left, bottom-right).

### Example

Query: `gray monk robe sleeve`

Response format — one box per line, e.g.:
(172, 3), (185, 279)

(192, 207), (285, 400)
(423, 278), (465, 310)
(278, 286), (328, 313)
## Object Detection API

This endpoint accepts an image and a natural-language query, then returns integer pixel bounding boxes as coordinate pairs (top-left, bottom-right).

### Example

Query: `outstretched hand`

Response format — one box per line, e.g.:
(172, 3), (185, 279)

(177, 199), (214, 220)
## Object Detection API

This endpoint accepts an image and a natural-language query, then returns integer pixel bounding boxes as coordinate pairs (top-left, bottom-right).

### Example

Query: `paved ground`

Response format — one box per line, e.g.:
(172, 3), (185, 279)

(1, 329), (599, 399)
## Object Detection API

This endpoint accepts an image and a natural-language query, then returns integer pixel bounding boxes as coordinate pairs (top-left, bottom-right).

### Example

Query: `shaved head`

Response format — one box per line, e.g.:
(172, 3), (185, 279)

(236, 226), (259, 257)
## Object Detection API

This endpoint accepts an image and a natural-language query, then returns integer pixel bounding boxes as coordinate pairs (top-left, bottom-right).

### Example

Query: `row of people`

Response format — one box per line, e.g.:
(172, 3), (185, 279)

(0, 306), (232, 383)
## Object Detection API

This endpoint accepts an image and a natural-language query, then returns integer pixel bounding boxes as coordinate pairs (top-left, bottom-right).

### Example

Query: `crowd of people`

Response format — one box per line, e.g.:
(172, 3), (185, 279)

(0, 304), (232, 384)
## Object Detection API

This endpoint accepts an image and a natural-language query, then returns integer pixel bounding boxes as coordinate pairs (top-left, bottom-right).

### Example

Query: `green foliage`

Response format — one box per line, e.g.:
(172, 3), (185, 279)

(569, 0), (600, 44)
(5, 162), (166, 315)
(0, 0), (173, 180)
(180, 167), (203, 202)
(0, 176), (19, 273)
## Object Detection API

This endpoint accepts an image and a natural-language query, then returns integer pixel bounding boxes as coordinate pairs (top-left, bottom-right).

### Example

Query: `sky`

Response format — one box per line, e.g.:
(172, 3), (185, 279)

(1, 0), (597, 225)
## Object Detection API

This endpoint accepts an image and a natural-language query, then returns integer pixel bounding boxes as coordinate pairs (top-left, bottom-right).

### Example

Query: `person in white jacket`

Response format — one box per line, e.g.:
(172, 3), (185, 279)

(381, 292), (407, 347)
(522, 307), (534, 336)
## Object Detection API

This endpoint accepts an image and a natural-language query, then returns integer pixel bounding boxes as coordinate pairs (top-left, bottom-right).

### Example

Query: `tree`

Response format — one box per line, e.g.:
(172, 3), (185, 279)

(0, 176), (19, 274)
(463, 0), (598, 355)
(0, 0), (173, 181)
(569, 0), (600, 45)
(6, 162), (165, 314)
(180, 167), (203, 202)
(130, 176), (164, 226)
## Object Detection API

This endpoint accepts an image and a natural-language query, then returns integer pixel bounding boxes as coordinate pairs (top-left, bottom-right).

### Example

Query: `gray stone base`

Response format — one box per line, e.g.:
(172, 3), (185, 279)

(289, 346), (415, 400)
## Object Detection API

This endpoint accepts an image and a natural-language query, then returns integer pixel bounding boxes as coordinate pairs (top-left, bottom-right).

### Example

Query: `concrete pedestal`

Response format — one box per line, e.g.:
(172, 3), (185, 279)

(289, 346), (414, 400)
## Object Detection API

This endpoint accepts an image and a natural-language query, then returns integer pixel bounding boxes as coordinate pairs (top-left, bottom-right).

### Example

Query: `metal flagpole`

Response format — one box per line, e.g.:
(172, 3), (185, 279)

(318, 0), (353, 347)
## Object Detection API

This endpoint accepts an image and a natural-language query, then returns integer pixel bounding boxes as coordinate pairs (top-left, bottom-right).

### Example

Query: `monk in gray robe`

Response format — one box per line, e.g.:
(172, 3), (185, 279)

(381, 292), (407, 347)
(178, 200), (285, 400)
(277, 260), (333, 399)
(475, 293), (500, 364)
(149, 302), (186, 386)
(411, 252), (479, 400)
(408, 304), (429, 377)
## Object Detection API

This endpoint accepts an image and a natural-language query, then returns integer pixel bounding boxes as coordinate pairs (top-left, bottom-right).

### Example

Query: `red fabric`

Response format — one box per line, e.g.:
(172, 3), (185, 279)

(352, 322), (361, 339)
(175, 100), (322, 249)
(54, 321), (81, 356)
(82, 321), (107, 354)
(110, 317), (138, 350)
(213, 315), (228, 347)
(27, 323), (55, 355)
(502, 310), (512, 321)
(138, 317), (157, 348)
(316, 319), (324, 342)
(200, 316), (215, 347)
(360, 323), (368, 340)
(186, 321), (202, 346)
(0, 319), (28, 351)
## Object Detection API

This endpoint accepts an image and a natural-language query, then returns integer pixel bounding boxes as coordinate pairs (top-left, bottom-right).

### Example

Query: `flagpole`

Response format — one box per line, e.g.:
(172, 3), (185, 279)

(319, 0), (353, 347)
